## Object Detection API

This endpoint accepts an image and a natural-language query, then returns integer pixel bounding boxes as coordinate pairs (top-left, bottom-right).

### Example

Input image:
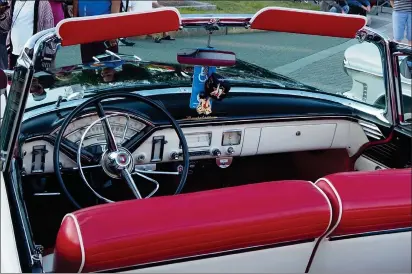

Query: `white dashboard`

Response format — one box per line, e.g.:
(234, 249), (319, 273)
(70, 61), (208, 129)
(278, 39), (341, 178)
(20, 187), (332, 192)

(21, 118), (369, 175)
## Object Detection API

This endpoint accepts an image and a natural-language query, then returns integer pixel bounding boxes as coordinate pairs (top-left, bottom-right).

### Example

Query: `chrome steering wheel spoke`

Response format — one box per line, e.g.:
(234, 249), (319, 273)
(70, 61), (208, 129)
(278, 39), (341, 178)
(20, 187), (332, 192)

(121, 169), (143, 199)
(95, 102), (118, 152)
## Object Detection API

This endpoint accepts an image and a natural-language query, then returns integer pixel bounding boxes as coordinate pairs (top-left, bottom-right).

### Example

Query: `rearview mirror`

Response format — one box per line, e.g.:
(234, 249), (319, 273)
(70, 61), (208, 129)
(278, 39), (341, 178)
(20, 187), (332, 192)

(177, 48), (236, 67)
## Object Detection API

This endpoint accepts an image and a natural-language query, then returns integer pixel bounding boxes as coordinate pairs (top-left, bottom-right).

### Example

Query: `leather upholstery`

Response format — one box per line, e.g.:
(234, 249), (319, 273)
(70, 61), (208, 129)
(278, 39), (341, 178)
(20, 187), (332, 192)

(316, 168), (412, 237)
(53, 180), (331, 272)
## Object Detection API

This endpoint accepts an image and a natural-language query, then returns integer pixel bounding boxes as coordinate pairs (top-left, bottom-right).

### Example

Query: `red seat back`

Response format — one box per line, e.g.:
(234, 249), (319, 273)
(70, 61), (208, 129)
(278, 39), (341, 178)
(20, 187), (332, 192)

(53, 180), (332, 272)
(315, 169), (412, 237)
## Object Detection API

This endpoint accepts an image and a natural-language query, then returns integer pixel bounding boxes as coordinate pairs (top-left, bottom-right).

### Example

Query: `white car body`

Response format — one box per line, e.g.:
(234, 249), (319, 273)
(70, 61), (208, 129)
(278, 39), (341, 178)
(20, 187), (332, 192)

(1, 172), (22, 273)
(343, 42), (411, 106)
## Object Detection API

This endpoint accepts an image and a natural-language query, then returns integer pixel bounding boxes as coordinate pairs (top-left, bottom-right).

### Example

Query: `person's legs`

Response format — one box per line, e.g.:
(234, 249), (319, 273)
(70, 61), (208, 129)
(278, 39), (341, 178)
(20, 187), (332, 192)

(406, 12), (411, 46)
(80, 41), (118, 63)
(154, 32), (176, 43)
(392, 11), (408, 42)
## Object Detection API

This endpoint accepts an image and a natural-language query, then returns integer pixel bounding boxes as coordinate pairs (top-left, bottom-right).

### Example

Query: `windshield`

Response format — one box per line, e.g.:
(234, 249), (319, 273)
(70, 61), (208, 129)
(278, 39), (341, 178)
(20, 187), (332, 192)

(25, 4), (388, 112)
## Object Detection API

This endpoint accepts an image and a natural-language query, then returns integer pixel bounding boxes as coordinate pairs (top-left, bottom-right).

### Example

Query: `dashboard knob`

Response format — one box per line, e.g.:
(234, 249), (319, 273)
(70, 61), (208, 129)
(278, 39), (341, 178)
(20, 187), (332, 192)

(170, 152), (180, 160)
(227, 147), (235, 155)
(136, 154), (146, 162)
(212, 149), (221, 157)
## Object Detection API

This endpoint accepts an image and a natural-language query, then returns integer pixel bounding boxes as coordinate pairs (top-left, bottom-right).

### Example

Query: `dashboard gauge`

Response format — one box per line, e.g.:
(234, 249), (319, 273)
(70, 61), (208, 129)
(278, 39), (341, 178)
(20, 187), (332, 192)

(222, 130), (242, 146)
(183, 132), (212, 148)
(61, 113), (146, 149)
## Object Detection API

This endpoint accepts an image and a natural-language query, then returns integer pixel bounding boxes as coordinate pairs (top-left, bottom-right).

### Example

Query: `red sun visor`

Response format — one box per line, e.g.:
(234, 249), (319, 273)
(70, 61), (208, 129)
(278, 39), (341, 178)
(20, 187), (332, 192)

(250, 7), (367, 38)
(56, 8), (181, 46)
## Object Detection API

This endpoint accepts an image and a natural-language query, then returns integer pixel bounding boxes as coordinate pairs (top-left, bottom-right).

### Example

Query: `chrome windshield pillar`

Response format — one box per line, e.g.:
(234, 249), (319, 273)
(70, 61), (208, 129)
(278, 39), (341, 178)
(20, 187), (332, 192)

(0, 28), (58, 172)
(356, 27), (396, 126)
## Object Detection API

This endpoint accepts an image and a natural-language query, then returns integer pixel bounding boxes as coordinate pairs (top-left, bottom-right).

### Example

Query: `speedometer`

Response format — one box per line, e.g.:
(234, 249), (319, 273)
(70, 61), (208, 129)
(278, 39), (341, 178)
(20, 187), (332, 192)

(61, 113), (146, 148)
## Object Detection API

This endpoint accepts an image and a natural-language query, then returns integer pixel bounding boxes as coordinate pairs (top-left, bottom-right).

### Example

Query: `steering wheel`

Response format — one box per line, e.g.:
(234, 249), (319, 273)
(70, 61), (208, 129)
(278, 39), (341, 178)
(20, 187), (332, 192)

(53, 92), (190, 209)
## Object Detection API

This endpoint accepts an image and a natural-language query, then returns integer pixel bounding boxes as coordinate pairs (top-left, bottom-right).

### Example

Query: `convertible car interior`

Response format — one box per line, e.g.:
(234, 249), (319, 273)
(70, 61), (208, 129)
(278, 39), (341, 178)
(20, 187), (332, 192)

(20, 88), (412, 273)
(1, 6), (411, 274)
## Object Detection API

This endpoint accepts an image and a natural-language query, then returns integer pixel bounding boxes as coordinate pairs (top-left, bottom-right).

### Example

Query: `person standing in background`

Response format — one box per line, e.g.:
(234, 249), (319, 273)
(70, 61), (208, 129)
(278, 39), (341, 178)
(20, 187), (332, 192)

(118, 0), (138, 46)
(0, 0), (8, 69)
(390, 0), (412, 46)
(152, 1), (175, 43)
(0, 0), (54, 69)
(72, 0), (121, 63)
(49, 0), (65, 26)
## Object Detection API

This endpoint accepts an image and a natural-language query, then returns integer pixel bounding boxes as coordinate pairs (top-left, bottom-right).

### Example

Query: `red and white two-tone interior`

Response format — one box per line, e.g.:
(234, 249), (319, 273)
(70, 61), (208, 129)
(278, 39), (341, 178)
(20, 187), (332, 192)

(1, 7), (411, 274)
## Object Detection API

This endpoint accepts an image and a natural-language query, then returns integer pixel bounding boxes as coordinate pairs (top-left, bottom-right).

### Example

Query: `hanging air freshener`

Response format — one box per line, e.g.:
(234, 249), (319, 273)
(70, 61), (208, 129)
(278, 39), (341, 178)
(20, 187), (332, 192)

(204, 72), (231, 101)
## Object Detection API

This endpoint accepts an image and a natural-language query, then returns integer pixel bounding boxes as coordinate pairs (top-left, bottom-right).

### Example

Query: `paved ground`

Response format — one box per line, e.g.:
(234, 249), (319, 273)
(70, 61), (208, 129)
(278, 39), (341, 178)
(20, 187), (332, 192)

(55, 8), (397, 95)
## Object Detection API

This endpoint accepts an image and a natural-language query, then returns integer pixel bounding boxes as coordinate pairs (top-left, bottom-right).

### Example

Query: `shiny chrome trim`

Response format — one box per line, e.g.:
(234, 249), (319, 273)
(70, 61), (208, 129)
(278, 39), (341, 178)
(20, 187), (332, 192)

(73, 132), (135, 145)
(3, 69), (14, 77)
(392, 52), (410, 125)
(356, 27), (393, 124)
(136, 169), (180, 176)
(77, 114), (117, 203)
(33, 192), (61, 196)
(1, 28), (56, 172)
(344, 65), (383, 78)
(358, 120), (385, 140)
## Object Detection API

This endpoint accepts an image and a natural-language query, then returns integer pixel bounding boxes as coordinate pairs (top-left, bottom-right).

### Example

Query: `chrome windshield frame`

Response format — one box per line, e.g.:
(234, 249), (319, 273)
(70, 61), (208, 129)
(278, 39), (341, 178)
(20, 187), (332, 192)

(0, 28), (57, 172)
(0, 16), (402, 171)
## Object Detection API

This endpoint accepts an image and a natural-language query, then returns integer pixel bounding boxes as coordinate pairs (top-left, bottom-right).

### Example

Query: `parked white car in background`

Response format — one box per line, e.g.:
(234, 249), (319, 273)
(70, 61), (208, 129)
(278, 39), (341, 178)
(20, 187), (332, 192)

(343, 42), (412, 120)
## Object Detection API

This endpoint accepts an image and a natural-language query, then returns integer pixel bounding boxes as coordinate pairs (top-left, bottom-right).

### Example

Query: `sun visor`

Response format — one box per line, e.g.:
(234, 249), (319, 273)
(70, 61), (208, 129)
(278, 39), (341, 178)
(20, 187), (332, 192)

(56, 7), (182, 46)
(250, 7), (367, 38)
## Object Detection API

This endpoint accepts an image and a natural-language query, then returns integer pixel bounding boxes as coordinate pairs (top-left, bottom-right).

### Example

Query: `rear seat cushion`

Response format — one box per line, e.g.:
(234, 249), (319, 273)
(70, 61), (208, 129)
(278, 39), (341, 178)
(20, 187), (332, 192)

(315, 168), (412, 237)
(53, 180), (332, 273)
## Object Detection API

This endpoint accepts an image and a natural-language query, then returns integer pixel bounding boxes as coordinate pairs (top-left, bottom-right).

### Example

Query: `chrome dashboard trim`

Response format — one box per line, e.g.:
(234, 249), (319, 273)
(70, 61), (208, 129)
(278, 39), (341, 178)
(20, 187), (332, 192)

(358, 120), (385, 140)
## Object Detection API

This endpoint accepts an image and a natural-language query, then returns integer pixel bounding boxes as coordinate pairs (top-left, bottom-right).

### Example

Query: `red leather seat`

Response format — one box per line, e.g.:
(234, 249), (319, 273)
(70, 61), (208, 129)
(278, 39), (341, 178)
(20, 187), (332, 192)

(53, 180), (332, 273)
(315, 168), (412, 237)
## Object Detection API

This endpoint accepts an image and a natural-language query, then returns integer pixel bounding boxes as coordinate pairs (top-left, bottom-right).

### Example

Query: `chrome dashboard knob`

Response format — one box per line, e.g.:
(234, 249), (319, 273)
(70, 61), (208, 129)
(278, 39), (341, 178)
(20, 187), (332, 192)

(212, 149), (221, 157)
(170, 151), (180, 160)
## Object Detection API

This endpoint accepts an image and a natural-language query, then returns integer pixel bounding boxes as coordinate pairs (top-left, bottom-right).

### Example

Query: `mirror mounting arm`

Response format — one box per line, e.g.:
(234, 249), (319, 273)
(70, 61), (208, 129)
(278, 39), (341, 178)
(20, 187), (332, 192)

(204, 18), (221, 48)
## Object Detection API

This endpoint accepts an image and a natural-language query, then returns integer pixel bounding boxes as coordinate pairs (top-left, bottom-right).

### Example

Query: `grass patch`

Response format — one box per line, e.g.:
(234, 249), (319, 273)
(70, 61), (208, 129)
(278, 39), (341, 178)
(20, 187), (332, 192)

(178, 1), (320, 14)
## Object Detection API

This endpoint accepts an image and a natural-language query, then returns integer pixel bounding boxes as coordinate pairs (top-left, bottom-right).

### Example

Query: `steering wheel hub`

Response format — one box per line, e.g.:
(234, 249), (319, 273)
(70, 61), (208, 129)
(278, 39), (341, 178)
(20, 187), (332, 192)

(101, 148), (134, 179)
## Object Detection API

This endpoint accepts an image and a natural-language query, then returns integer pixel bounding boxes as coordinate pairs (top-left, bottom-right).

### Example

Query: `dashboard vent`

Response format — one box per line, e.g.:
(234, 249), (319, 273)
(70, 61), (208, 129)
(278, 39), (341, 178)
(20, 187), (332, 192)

(358, 120), (384, 140)
(365, 142), (397, 165)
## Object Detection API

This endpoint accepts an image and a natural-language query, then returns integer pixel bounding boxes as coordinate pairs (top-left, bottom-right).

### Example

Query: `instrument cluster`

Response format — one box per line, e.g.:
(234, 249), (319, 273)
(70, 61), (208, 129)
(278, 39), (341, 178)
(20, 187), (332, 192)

(52, 112), (147, 152)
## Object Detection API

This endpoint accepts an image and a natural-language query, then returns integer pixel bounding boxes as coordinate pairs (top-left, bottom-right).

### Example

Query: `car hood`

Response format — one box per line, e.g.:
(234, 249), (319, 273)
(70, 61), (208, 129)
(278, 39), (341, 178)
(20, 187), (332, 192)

(25, 55), (320, 110)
